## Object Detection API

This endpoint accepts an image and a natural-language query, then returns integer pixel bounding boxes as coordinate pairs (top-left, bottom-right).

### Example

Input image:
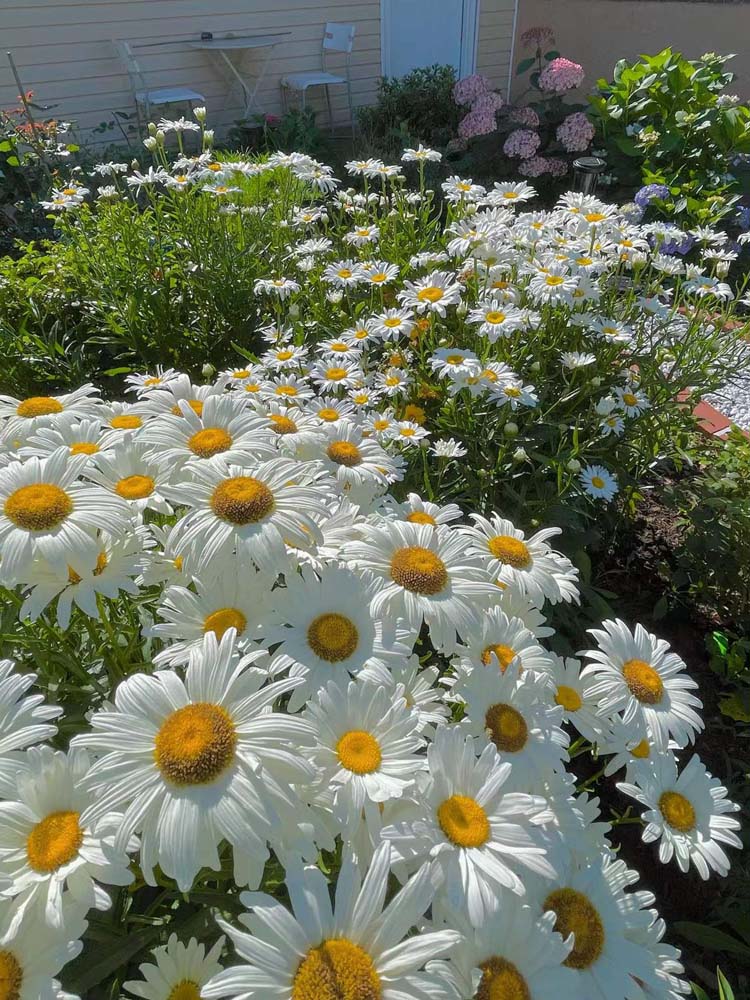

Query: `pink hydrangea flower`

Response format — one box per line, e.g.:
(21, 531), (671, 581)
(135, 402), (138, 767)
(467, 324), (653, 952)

(520, 25), (555, 49)
(472, 91), (504, 115)
(458, 109), (497, 140)
(538, 57), (584, 93)
(556, 112), (595, 152)
(509, 106), (540, 129)
(518, 155), (552, 177)
(546, 157), (569, 177)
(503, 128), (541, 160)
(453, 74), (491, 107)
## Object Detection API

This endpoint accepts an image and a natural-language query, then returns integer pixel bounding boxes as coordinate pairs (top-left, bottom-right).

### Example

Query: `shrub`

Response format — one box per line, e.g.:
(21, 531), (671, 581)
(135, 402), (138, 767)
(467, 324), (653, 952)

(589, 48), (750, 228)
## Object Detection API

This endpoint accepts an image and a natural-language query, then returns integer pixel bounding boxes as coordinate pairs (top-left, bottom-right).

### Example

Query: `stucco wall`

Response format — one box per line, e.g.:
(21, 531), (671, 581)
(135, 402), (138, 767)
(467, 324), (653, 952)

(513, 0), (750, 98)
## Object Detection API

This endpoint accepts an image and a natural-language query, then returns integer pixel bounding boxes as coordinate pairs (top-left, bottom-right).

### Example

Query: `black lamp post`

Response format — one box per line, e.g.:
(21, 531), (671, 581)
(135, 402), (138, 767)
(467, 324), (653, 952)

(572, 156), (606, 195)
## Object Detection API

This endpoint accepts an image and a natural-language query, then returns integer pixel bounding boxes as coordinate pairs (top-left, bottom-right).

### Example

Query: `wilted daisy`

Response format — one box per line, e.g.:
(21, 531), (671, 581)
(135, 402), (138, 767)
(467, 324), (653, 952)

(383, 727), (554, 925)
(123, 934), (224, 1000)
(0, 450), (130, 581)
(74, 632), (316, 891)
(343, 521), (496, 653)
(304, 678), (425, 832)
(265, 563), (413, 709)
(460, 513), (580, 606)
(0, 746), (134, 928)
(617, 753), (741, 879)
(166, 456), (328, 577)
(202, 842), (461, 1000)
(582, 619), (703, 750)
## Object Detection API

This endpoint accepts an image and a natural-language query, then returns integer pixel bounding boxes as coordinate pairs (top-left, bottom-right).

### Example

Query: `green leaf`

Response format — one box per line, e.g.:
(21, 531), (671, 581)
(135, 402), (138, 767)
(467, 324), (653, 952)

(516, 57), (536, 76)
(717, 968), (735, 1000)
(0, 140), (13, 152)
(6, 156), (20, 167)
(691, 985), (710, 1000)
(674, 922), (750, 960)
(719, 691), (750, 723)
(544, 50), (560, 62)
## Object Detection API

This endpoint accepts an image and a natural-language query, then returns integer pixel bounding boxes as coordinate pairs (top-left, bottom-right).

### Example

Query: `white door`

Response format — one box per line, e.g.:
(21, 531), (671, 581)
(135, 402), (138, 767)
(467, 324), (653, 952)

(382, 0), (479, 79)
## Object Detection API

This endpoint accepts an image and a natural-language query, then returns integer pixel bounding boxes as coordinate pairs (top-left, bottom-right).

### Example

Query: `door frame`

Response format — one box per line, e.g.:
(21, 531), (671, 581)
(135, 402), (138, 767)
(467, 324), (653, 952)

(380, 0), (481, 79)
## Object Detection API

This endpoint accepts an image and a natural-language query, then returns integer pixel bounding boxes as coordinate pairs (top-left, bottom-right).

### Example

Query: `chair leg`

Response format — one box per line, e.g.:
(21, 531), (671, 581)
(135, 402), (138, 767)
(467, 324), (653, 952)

(324, 84), (334, 135)
(281, 83), (287, 114)
(134, 99), (145, 142)
(346, 78), (355, 140)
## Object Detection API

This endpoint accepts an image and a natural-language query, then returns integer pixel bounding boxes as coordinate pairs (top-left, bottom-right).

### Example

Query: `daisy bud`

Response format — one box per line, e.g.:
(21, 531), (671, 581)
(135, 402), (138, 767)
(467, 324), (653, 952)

(143, 137), (158, 151)
(567, 458), (581, 472)
(203, 129), (215, 146)
(201, 363), (216, 380)
(503, 421), (519, 438)
(513, 447), (528, 463)
(156, 130), (166, 145)
(592, 377), (603, 388)
(530, 361), (541, 372)
(456, 301), (468, 317)
(147, 122), (157, 136)
(193, 106), (207, 122)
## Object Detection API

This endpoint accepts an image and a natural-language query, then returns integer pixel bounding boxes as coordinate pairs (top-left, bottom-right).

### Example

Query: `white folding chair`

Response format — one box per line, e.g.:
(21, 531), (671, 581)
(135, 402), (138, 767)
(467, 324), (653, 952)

(113, 40), (205, 134)
(280, 22), (356, 136)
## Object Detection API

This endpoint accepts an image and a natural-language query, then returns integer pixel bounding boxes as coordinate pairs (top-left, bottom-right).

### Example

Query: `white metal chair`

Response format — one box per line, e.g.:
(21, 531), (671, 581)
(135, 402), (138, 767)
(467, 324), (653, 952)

(113, 40), (205, 133)
(280, 22), (356, 136)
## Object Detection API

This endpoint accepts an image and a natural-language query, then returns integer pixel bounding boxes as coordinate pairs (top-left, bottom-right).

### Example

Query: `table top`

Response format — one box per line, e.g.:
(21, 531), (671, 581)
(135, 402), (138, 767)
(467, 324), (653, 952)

(189, 33), (291, 51)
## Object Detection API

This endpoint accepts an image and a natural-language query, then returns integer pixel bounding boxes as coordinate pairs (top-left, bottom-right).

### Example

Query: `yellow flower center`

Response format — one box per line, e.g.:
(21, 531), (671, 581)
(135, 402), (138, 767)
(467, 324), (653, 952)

(383, 317), (402, 328)
(373, 419), (390, 431)
(171, 400), (204, 417)
(437, 794), (491, 848)
(167, 981), (201, 1000)
(480, 644), (516, 672)
(155, 703), (236, 786)
(385, 377), (400, 387)
(144, 377), (162, 386)
(487, 535), (531, 569)
(188, 427), (233, 458)
(406, 511), (437, 526)
(292, 939), (380, 1000)
(622, 659), (664, 704)
(544, 275), (565, 286)
(68, 566), (82, 585)
(401, 405), (425, 424)
(504, 386), (521, 398)
(476, 956), (530, 1000)
(370, 272), (388, 283)
(116, 474), (155, 500)
(307, 612), (359, 662)
(210, 477), (275, 525)
(590, 476), (605, 489)
(445, 354), (465, 365)
(276, 350), (294, 361)
(203, 607), (247, 640)
(417, 286), (444, 303)
(0, 950), (23, 1000)
(326, 368), (348, 381)
(338, 269), (353, 279)
(336, 730), (382, 774)
(630, 739), (650, 759)
(232, 370), (250, 379)
(275, 385), (298, 396)
(585, 212), (606, 222)
(26, 810), (83, 873)
(269, 414), (298, 435)
(555, 685), (582, 712)
(15, 396), (63, 418)
(4, 484), (73, 531)
(485, 311), (506, 324)
(94, 551), (108, 575)
(544, 888), (605, 969)
(70, 441), (99, 455)
(485, 703), (528, 753)
(390, 546), (448, 595)
(330, 343), (349, 352)
(110, 414), (142, 430)
(622, 393), (637, 407)
(659, 791), (696, 832)
(327, 441), (362, 467)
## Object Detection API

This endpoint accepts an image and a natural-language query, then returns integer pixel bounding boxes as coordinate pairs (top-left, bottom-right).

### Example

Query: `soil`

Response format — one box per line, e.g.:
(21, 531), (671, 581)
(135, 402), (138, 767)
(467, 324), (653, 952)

(589, 477), (750, 993)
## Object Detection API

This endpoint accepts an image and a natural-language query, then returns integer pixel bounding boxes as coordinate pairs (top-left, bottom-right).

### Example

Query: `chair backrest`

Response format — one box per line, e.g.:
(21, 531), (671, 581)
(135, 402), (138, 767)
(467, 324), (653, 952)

(323, 22), (355, 54)
(113, 39), (147, 95)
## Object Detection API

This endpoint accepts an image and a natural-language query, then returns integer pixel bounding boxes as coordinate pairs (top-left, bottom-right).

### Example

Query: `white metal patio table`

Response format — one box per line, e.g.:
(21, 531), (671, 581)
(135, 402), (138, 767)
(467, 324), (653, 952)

(189, 33), (292, 118)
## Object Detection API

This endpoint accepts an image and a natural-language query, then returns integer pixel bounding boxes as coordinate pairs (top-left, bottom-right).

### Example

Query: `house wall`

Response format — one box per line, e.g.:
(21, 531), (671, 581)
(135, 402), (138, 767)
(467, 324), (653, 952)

(513, 0), (750, 99)
(476, 0), (518, 97)
(0, 0), (382, 144)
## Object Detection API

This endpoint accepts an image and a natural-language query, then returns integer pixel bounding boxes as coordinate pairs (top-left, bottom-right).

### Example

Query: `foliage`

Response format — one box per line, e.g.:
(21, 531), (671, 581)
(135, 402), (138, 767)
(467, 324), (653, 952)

(589, 48), (750, 227)
(357, 64), (462, 158)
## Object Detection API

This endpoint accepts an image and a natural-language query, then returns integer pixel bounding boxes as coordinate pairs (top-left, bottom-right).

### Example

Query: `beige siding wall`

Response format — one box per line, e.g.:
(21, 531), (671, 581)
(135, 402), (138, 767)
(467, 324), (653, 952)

(514, 0), (750, 99)
(0, 0), (381, 144)
(476, 0), (517, 98)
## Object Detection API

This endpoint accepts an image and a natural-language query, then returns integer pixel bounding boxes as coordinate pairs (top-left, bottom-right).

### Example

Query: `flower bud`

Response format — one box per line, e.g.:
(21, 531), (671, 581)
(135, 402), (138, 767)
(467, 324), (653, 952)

(567, 458), (581, 473)
(503, 421), (519, 438)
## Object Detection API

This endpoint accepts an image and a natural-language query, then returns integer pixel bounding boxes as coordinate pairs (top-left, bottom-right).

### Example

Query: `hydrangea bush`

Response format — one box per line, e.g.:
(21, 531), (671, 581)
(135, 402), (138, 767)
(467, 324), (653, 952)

(0, 112), (745, 997)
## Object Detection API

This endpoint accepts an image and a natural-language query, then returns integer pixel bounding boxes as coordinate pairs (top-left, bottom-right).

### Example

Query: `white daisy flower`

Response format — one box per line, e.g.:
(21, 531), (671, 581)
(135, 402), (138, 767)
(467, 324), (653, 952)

(265, 563), (414, 710)
(0, 449), (130, 582)
(18, 416), (108, 463)
(86, 440), (173, 515)
(312, 419), (403, 490)
(73, 632), (317, 892)
(582, 619), (703, 750)
(260, 374), (315, 404)
(402, 145), (442, 163)
(580, 464), (619, 501)
(527, 267), (578, 304)
(309, 360), (364, 393)
(202, 842), (461, 1000)
(0, 385), (102, 440)
(361, 261), (399, 286)
(454, 662), (569, 790)
(0, 746), (134, 928)
(375, 367), (412, 398)
(617, 753), (741, 879)
(253, 276), (300, 299)
(429, 348), (482, 381)
(488, 180), (536, 204)
(123, 934), (224, 1000)
(0, 902), (85, 1000)
(442, 176), (486, 202)
(377, 492), (462, 529)
(343, 521), (496, 654)
(460, 513), (580, 606)
(0, 661), (61, 794)
(166, 455), (328, 578)
(322, 260), (364, 288)
(467, 302), (525, 341)
(453, 607), (554, 679)
(545, 654), (606, 743)
(139, 374), (226, 419)
(430, 438), (467, 459)
(360, 654), (450, 733)
(398, 271), (462, 316)
(382, 726), (555, 926)
(304, 678), (425, 832)
(615, 385), (650, 416)
(344, 225), (380, 247)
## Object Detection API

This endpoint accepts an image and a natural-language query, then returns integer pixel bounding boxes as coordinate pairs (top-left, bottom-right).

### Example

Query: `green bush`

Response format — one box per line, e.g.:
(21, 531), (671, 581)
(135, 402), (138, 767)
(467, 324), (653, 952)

(589, 49), (750, 226)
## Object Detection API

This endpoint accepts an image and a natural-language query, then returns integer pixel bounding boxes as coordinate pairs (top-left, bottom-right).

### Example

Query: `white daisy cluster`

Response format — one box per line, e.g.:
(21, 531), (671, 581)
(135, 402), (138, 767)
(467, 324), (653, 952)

(0, 365), (741, 999)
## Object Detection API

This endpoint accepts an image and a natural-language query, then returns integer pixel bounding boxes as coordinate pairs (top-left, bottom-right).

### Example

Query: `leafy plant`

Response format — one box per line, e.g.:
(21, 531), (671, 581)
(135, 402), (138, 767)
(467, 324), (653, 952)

(589, 49), (750, 226)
